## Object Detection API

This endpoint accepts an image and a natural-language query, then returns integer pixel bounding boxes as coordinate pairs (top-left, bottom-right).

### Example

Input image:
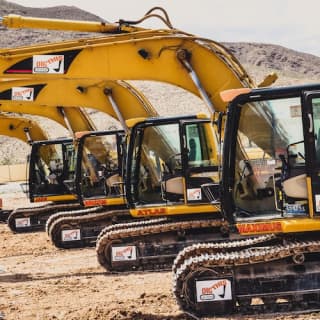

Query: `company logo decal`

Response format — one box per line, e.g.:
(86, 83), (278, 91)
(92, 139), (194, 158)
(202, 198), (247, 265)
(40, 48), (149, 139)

(0, 84), (46, 101)
(11, 87), (34, 101)
(111, 245), (137, 261)
(61, 229), (81, 242)
(15, 217), (31, 228)
(33, 55), (64, 74)
(196, 279), (232, 302)
(4, 49), (81, 74)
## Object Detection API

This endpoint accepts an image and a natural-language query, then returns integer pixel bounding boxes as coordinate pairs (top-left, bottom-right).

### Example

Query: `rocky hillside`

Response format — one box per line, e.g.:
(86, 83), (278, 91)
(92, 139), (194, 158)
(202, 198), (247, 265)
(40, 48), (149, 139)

(0, 0), (104, 48)
(0, 0), (102, 20)
(226, 42), (320, 85)
(0, 0), (319, 164)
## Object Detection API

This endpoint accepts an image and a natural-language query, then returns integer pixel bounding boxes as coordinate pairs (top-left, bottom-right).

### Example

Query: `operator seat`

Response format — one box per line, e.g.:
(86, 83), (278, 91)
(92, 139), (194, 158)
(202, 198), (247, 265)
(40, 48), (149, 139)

(161, 153), (184, 202)
(188, 138), (197, 162)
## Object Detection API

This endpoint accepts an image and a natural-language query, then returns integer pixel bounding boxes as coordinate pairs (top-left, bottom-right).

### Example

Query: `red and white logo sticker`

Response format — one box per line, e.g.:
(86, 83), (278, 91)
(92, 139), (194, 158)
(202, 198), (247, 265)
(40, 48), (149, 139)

(12, 87), (34, 101)
(61, 229), (81, 242)
(196, 279), (232, 302)
(15, 217), (31, 228)
(187, 188), (202, 201)
(32, 55), (64, 74)
(111, 246), (137, 261)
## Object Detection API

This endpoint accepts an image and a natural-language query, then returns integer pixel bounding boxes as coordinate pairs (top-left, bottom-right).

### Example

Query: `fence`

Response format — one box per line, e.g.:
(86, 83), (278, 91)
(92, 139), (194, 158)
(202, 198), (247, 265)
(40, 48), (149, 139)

(0, 163), (27, 183)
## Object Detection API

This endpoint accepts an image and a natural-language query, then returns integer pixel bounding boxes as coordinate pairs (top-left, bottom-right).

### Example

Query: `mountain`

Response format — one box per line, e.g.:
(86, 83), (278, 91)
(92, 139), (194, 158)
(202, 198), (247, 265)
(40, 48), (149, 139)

(225, 42), (320, 85)
(0, 0), (102, 20)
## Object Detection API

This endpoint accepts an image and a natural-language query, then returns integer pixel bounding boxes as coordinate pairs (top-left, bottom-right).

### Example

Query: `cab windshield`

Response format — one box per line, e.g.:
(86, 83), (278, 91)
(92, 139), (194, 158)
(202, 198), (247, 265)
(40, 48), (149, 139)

(233, 97), (307, 218)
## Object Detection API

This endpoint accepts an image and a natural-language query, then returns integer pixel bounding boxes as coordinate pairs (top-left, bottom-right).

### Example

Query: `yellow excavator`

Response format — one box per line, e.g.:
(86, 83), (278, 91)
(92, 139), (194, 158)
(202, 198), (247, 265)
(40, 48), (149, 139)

(0, 114), (48, 222)
(0, 8), (276, 262)
(0, 93), (97, 231)
(5, 9), (319, 319)
(0, 9), (276, 268)
(172, 83), (320, 318)
(0, 77), (158, 240)
(46, 129), (127, 248)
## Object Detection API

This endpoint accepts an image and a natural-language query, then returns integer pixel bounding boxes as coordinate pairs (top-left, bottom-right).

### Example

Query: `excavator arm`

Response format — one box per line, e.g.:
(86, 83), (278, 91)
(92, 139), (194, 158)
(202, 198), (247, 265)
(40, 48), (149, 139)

(0, 14), (146, 33)
(0, 7), (173, 33)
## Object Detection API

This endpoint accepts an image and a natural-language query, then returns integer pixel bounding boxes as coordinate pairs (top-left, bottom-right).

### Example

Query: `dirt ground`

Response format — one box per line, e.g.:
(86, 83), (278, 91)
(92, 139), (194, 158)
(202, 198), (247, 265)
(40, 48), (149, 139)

(1, 186), (320, 320)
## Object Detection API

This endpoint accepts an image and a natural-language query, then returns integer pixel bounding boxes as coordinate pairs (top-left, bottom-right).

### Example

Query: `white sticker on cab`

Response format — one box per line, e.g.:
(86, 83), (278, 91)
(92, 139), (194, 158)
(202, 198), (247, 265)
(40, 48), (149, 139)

(187, 188), (202, 201)
(316, 194), (320, 212)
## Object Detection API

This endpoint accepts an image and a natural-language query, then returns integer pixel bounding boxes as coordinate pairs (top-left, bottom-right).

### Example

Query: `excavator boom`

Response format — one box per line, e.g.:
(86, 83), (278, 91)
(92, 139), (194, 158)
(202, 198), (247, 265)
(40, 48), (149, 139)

(0, 114), (47, 143)
(0, 78), (157, 120)
(0, 33), (255, 113)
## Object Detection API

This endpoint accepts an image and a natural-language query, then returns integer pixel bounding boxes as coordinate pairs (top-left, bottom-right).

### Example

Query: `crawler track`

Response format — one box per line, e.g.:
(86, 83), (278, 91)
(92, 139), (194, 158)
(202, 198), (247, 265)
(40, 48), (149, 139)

(7, 202), (82, 232)
(0, 209), (13, 222)
(96, 216), (224, 272)
(173, 236), (320, 318)
(48, 207), (131, 248)
(46, 206), (103, 235)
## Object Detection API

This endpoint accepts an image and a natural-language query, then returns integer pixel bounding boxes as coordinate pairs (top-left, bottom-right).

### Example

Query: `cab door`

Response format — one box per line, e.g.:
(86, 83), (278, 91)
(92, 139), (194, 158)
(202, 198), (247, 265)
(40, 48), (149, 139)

(180, 119), (220, 204)
(302, 91), (320, 216)
(76, 131), (124, 203)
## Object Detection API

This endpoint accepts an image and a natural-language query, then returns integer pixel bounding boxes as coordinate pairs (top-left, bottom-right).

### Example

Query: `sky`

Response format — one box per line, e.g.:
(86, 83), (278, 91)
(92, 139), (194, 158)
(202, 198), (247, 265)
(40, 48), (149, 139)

(8, 0), (320, 57)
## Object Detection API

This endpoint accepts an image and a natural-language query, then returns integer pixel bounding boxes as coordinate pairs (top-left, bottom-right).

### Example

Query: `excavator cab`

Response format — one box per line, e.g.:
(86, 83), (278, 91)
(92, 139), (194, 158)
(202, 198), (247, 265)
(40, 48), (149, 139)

(126, 114), (220, 216)
(221, 83), (320, 230)
(28, 138), (77, 202)
(74, 130), (125, 207)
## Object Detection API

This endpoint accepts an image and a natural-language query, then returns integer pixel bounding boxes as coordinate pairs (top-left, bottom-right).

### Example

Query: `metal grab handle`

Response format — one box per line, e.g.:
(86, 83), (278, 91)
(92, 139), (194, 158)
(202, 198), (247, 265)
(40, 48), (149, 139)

(309, 113), (313, 133)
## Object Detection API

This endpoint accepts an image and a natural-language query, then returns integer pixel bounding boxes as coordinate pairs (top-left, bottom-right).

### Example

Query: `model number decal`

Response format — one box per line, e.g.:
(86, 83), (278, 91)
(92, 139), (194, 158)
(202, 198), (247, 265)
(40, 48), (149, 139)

(136, 207), (166, 216)
(34, 197), (48, 202)
(237, 222), (282, 234)
(83, 199), (108, 207)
